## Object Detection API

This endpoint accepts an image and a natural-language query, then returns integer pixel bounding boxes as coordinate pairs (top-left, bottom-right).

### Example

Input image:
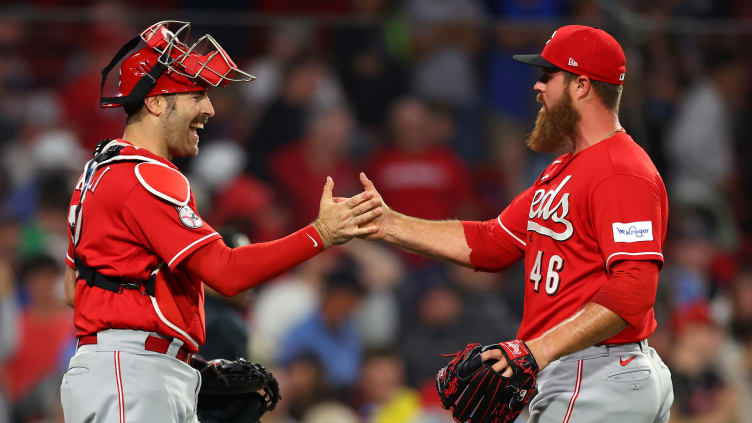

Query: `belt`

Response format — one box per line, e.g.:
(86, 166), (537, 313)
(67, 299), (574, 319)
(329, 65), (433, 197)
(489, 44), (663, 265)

(78, 334), (194, 364)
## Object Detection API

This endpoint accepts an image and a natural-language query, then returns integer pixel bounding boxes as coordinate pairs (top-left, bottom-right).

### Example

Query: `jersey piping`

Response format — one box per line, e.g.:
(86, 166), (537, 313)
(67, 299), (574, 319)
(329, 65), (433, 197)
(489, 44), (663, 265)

(167, 232), (220, 268)
(605, 251), (664, 268)
(497, 215), (526, 248)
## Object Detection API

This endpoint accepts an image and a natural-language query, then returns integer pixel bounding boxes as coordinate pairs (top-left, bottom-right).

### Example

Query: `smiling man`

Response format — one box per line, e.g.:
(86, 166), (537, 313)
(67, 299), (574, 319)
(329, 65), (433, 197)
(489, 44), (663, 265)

(60, 21), (382, 423)
(357, 25), (674, 422)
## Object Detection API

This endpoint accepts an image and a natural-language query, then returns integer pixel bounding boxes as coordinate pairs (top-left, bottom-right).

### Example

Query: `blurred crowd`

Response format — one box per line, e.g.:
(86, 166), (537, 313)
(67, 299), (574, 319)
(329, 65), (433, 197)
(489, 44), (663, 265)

(1, 0), (752, 422)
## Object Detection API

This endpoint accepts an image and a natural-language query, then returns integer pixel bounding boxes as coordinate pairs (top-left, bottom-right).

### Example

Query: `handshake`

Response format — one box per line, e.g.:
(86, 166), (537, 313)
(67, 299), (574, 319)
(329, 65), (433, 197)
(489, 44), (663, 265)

(310, 172), (389, 248)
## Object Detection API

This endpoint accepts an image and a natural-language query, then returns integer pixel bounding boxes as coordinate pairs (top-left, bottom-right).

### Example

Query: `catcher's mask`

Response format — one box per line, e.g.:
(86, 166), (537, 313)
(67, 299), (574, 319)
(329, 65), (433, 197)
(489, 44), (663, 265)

(100, 20), (255, 114)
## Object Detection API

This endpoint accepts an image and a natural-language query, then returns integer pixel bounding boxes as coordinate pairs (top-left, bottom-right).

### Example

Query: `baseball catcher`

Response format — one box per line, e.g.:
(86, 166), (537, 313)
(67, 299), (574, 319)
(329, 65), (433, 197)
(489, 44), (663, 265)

(192, 356), (280, 423)
(436, 340), (538, 423)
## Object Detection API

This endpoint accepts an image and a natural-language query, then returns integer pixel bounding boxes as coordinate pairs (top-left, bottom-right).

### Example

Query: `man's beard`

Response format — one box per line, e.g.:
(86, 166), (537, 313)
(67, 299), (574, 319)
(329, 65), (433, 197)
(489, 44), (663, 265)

(526, 90), (580, 153)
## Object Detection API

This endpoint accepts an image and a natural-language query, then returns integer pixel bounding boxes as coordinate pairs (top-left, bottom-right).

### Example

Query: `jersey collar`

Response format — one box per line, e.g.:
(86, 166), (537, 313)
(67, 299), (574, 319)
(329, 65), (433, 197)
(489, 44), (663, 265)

(114, 139), (180, 170)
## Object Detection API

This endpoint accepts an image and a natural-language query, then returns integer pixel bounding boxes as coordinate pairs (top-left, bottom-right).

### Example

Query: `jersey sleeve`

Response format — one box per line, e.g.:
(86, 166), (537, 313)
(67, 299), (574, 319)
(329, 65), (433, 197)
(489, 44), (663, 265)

(122, 185), (220, 271)
(496, 187), (534, 249)
(590, 174), (666, 271)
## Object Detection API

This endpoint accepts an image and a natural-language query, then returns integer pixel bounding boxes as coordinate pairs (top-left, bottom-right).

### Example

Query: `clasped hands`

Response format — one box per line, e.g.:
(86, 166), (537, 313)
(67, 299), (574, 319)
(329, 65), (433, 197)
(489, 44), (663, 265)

(311, 174), (384, 248)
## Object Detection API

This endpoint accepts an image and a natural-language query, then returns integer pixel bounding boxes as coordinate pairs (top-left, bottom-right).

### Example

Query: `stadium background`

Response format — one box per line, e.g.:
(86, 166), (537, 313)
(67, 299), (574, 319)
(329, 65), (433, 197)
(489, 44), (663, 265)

(1, 0), (751, 422)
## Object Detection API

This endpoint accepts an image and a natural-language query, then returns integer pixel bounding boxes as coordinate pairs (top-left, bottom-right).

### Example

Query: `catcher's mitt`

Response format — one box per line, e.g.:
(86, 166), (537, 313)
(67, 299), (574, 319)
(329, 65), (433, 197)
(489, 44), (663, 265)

(193, 357), (280, 423)
(436, 340), (538, 423)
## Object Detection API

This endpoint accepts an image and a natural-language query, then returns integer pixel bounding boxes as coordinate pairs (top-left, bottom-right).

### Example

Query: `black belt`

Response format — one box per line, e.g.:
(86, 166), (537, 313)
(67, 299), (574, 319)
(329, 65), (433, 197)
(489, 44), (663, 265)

(74, 255), (156, 296)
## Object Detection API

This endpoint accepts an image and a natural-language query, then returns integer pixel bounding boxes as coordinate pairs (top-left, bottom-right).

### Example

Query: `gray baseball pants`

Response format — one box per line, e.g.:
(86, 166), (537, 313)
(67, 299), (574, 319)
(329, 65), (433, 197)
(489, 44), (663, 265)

(60, 329), (201, 423)
(528, 340), (673, 423)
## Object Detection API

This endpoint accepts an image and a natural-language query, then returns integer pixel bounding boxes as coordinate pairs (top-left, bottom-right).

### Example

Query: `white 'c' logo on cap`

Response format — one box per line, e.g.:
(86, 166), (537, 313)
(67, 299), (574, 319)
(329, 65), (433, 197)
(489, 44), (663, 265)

(546, 30), (557, 45)
(619, 73), (625, 80)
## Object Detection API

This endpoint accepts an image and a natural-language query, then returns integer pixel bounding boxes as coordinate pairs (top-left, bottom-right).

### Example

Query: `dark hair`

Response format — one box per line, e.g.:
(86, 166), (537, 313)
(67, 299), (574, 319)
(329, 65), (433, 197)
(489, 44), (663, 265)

(324, 257), (365, 296)
(563, 71), (622, 112)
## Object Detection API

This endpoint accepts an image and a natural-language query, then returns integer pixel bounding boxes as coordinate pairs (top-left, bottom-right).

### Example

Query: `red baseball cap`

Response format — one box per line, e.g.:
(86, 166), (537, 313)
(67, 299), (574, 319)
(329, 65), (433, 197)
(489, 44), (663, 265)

(513, 25), (626, 85)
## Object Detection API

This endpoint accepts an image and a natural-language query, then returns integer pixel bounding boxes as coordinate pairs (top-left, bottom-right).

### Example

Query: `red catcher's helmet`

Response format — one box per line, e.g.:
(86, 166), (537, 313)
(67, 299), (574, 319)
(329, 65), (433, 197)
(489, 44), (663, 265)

(100, 20), (254, 114)
(114, 47), (206, 100)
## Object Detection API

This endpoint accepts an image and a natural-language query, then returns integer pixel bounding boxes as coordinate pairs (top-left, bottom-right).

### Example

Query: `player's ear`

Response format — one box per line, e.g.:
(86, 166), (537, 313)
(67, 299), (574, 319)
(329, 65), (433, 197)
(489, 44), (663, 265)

(573, 75), (591, 100)
(144, 95), (165, 117)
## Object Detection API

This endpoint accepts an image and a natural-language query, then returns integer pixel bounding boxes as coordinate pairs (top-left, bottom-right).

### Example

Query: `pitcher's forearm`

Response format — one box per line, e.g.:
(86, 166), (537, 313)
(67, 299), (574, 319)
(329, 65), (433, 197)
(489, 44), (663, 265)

(383, 212), (473, 267)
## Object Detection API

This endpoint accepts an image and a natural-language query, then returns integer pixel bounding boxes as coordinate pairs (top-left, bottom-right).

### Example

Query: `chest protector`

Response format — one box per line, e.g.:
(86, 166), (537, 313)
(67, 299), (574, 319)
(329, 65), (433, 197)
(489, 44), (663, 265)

(71, 139), (204, 349)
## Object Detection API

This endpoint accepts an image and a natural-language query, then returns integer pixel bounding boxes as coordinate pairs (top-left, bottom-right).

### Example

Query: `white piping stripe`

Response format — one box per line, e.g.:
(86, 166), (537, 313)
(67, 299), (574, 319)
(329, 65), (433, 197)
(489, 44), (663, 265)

(167, 232), (219, 268)
(149, 296), (199, 348)
(606, 251), (664, 267)
(90, 166), (111, 192)
(497, 216), (526, 247)
(114, 351), (125, 423)
(134, 162), (190, 207)
(563, 359), (583, 423)
(66, 254), (73, 263)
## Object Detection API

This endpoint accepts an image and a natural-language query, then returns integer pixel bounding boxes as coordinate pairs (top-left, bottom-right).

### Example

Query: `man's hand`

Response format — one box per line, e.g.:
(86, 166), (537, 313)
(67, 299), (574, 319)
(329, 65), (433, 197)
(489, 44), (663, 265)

(481, 337), (552, 374)
(354, 172), (393, 241)
(312, 176), (382, 248)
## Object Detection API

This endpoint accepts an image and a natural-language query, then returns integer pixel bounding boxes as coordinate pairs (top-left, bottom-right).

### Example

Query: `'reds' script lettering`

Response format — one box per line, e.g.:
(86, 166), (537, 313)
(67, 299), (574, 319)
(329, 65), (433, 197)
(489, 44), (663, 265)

(528, 175), (574, 241)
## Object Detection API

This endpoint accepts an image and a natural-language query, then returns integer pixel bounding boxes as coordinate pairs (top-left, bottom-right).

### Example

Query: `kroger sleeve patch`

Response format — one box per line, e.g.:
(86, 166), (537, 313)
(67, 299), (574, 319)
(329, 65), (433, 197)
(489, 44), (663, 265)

(590, 174), (667, 271)
(612, 221), (654, 243)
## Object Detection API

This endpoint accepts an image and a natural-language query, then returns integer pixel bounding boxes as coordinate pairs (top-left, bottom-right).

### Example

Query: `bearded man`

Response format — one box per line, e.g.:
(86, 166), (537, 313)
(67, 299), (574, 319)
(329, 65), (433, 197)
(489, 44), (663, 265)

(356, 25), (674, 422)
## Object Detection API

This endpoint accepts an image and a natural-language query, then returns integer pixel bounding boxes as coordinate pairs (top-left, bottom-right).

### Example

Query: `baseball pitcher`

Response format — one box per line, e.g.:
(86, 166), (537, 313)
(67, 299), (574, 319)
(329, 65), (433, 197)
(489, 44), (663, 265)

(358, 25), (673, 423)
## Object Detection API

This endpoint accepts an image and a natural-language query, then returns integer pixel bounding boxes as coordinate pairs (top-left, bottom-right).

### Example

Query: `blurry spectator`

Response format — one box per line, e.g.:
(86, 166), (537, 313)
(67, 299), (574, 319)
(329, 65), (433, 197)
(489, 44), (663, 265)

(358, 347), (422, 423)
(405, 0), (482, 108)
(447, 265), (520, 346)
(246, 55), (344, 178)
(58, 3), (135, 150)
(0, 21), (32, 147)
(303, 401), (359, 423)
(278, 258), (366, 389)
(344, 239), (404, 348)
(368, 98), (477, 221)
(250, 251), (337, 363)
(405, 0), (484, 161)
(485, 1), (563, 120)
(399, 281), (465, 388)
(662, 208), (719, 308)
(664, 51), (748, 249)
(332, 0), (407, 130)
(0, 254), (74, 422)
(284, 354), (330, 421)
(199, 228), (253, 360)
(719, 269), (752, 419)
(669, 301), (739, 422)
(242, 23), (311, 109)
(475, 119), (530, 217)
(19, 170), (74, 260)
(270, 104), (360, 229)
(191, 140), (286, 242)
(367, 98), (477, 265)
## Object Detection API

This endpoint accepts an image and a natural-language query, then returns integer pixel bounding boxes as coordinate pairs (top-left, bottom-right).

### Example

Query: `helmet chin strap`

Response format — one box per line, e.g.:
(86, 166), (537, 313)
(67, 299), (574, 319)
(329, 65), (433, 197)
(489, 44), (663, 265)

(100, 35), (169, 114)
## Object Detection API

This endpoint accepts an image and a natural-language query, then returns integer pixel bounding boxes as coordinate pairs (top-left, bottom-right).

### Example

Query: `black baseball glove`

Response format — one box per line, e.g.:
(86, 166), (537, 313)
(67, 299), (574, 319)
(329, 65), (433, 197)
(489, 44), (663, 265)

(436, 340), (538, 423)
(193, 357), (280, 423)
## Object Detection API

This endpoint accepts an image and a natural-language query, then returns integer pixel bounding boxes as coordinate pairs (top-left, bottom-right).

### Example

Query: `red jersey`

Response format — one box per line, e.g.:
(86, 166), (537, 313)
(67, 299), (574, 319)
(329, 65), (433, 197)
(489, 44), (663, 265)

(65, 141), (220, 352)
(497, 132), (667, 343)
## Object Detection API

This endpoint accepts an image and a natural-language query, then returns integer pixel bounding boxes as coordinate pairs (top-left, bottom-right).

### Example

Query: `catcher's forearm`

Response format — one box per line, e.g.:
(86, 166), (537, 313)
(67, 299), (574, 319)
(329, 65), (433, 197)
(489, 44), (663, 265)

(185, 225), (324, 297)
(383, 212), (473, 267)
(526, 302), (626, 370)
